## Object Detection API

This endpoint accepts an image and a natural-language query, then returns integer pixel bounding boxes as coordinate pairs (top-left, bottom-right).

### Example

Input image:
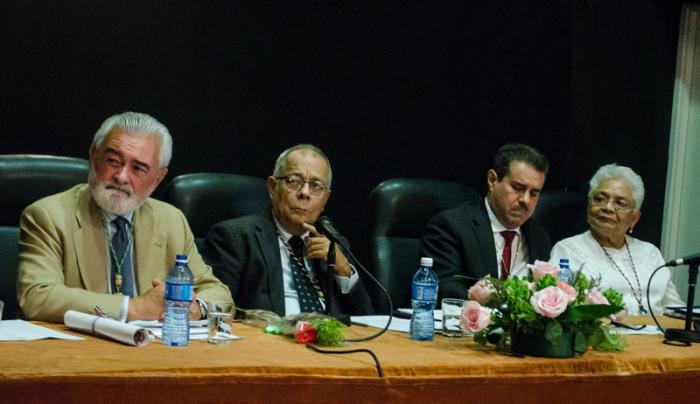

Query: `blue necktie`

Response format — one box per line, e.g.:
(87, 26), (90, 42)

(111, 216), (135, 297)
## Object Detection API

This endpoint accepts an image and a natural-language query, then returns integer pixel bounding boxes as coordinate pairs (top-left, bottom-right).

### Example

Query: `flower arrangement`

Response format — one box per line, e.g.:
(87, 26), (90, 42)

(240, 309), (346, 347)
(461, 261), (627, 355)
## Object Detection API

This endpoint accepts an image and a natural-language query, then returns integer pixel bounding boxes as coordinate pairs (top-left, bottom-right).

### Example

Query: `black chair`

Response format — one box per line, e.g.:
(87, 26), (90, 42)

(367, 178), (481, 313)
(164, 173), (269, 249)
(530, 189), (589, 245)
(0, 154), (89, 320)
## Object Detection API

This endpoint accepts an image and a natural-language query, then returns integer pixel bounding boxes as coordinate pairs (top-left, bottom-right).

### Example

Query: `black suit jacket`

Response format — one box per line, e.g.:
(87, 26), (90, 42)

(419, 200), (552, 299)
(201, 210), (374, 319)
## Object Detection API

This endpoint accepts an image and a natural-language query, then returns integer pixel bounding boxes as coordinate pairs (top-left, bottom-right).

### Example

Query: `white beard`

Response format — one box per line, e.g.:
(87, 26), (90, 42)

(88, 170), (146, 215)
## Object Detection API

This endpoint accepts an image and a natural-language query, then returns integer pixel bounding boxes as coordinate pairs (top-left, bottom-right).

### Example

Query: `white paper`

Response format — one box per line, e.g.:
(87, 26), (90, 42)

(351, 315), (441, 333)
(64, 310), (151, 346)
(0, 319), (84, 341)
(128, 319), (241, 341)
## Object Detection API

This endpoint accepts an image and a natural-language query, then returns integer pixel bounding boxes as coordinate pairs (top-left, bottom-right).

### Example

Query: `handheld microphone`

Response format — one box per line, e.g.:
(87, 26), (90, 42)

(665, 252), (700, 267)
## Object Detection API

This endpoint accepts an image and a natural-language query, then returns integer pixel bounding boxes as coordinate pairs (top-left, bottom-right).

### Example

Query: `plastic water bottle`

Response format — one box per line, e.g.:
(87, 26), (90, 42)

(558, 258), (572, 285)
(410, 257), (438, 341)
(162, 254), (193, 346)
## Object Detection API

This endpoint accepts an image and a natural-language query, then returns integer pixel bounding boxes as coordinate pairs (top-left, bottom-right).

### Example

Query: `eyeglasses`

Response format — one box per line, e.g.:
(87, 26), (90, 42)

(275, 175), (329, 196)
(589, 194), (634, 212)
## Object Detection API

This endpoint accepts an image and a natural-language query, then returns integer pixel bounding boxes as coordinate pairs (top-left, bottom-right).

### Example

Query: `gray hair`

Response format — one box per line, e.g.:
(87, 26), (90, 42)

(588, 163), (645, 210)
(272, 144), (333, 188)
(92, 112), (173, 168)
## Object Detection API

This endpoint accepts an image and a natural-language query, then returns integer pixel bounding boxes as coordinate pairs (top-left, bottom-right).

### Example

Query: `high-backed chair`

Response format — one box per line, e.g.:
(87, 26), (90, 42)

(0, 154), (89, 320)
(164, 173), (269, 249)
(530, 189), (588, 245)
(367, 178), (481, 313)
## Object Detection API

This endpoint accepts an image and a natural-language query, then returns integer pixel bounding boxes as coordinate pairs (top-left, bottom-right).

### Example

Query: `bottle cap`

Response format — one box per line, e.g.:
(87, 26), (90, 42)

(420, 257), (433, 267)
(175, 254), (188, 263)
(559, 258), (570, 263)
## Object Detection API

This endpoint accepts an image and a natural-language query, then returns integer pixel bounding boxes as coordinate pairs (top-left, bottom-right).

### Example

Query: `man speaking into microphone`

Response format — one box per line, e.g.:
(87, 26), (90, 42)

(201, 144), (373, 318)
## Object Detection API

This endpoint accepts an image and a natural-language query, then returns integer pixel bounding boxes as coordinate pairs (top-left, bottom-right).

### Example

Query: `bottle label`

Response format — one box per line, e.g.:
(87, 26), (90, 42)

(412, 282), (437, 301)
(165, 282), (193, 302)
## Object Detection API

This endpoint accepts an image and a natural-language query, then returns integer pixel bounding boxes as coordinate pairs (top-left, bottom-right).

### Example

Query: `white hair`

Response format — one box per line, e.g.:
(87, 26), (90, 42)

(588, 163), (645, 210)
(92, 112), (172, 167)
(272, 144), (333, 188)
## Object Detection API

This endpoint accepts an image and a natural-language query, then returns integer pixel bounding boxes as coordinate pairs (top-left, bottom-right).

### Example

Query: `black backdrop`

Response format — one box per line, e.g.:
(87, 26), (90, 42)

(0, 1), (685, 264)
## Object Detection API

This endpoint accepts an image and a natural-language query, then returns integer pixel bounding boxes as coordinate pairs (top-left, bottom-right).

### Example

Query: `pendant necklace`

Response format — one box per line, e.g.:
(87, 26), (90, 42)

(597, 238), (646, 315)
(102, 217), (134, 295)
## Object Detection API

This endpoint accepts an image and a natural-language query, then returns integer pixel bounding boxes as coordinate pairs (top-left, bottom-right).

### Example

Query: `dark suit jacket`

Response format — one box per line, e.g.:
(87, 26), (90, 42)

(420, 200), (552, 299)
(201, 210), (374, 319)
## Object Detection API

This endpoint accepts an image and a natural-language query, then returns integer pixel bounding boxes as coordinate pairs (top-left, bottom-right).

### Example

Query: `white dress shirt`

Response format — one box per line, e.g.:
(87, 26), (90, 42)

(484, 198), (531, 278)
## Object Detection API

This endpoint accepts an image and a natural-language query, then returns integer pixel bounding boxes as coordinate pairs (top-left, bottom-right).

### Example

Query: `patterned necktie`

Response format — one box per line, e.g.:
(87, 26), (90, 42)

(288, 236), (324, 313)
(500, 230), (517, 280)
(111, 216), (135, 297)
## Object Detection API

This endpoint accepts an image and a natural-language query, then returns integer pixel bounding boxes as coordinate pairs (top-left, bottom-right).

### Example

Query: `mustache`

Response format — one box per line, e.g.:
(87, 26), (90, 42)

(104, 182), (133, 196)
(515, 201), (529, 212)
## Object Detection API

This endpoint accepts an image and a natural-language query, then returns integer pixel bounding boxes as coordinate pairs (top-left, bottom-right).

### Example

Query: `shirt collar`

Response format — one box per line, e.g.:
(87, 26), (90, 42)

(101, 210), (134, 226)
(272, 213), (309, 242)
(484, 198), (521, 236)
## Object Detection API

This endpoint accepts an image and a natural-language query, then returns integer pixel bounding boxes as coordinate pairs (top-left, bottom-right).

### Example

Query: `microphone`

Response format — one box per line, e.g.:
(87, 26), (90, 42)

(315, 216), (344, 245)
(665, 253), (700, 267)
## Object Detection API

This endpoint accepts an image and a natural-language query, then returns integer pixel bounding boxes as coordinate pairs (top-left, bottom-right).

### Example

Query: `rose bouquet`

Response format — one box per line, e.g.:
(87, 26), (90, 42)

(461, 261), (626, 355)
(241, 309), (346, 347)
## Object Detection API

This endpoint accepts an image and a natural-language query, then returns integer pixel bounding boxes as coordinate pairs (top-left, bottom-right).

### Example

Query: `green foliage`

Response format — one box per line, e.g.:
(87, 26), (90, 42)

(311, 318), (346, 347)
(471, 270), (627, 355)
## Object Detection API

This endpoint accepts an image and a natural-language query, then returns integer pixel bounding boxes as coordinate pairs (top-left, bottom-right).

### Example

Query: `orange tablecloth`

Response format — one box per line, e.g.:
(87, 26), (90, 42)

(1, 317), (699, 403)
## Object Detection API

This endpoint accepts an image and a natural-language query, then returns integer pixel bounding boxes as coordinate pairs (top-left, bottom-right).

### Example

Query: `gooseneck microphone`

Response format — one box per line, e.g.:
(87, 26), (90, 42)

(314, 215), (395, 343)
(315, 216), (346, 246)
(665, 252), (700, 267)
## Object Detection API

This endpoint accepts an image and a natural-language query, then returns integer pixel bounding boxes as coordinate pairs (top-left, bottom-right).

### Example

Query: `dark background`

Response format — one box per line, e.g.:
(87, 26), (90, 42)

(0, 1), (685, 264)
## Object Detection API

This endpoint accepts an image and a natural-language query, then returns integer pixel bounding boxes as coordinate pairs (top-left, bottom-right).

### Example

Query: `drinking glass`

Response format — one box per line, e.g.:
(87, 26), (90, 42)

(207, 301), (235, 344)
(441, 298), (464, 337)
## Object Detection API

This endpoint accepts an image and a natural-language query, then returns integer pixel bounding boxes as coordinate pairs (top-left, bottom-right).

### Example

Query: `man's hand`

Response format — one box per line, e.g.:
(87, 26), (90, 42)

(188, 294), (202, 320)
(127, 279), (165, 321)
(302, 223), (352, 277)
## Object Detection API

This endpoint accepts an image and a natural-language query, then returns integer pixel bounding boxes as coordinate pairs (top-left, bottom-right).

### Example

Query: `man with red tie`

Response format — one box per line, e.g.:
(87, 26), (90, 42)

(420, 143), (552, 299)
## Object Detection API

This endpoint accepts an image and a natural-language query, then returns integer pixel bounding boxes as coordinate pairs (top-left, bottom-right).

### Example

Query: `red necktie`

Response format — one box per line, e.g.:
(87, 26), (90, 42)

(500, 230), (516, 280)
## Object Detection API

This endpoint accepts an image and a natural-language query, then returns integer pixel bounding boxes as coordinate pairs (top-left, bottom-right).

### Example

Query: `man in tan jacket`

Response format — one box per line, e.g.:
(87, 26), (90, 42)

(17, 112), (232, 323)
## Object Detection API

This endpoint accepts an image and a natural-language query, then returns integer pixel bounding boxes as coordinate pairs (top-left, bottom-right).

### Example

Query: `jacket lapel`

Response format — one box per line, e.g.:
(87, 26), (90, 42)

(472, 202), (499, 278)
(256, 211), (285, 315)
(133, 200), (166, 294)
(74, 186), (109, 293)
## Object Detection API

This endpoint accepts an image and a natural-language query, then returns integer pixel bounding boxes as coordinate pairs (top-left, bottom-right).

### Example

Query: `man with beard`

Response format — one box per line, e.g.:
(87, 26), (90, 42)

(17, 112), (232, 323)
(420, 143), (552, 299)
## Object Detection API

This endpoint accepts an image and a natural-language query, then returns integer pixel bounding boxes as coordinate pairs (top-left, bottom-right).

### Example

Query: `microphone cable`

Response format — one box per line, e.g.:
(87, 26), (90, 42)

(646, 263), (693, 346)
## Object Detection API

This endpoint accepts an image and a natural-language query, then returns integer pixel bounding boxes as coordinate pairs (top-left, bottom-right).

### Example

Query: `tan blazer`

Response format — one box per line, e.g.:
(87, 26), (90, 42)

(17, 184), (232, 322)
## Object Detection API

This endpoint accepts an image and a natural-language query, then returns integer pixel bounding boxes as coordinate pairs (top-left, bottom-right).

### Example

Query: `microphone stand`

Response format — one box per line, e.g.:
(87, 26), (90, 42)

(664, 262), (700, 343)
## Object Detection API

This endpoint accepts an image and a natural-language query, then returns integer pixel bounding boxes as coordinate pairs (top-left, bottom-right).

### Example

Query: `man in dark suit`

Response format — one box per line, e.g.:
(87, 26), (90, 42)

(201, 144), (373, 319)
(420, 143), (552, 299)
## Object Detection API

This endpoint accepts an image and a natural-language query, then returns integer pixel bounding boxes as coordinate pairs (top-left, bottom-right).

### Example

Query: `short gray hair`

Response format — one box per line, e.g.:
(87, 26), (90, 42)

(588, 163), (645, 210)
(92, 112), (173, 168)
(272, 144), (333, 188)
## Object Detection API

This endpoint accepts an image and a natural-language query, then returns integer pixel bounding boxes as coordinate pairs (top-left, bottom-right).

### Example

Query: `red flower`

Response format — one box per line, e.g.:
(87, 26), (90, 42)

(295, 321), (318, 344)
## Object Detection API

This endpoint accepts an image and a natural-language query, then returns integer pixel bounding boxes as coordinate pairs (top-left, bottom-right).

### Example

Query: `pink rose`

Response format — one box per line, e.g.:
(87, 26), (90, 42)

(468, 280), (495, 305)
(557, 281), (577, 304)
(584, 290), (610, 305)
(530, 286), (569, 318)
(528, 260), (559, 282)
(610, 307), (628, 322)
(460, 301), (491, 333)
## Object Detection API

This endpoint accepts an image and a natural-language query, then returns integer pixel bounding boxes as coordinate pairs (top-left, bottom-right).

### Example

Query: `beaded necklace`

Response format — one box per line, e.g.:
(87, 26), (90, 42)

(101, 217), (134, 295)
(597, 238), (646, 315)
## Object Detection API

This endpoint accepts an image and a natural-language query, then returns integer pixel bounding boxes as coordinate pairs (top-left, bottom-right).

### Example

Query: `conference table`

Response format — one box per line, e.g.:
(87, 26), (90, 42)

(1, 316), (699, 403)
